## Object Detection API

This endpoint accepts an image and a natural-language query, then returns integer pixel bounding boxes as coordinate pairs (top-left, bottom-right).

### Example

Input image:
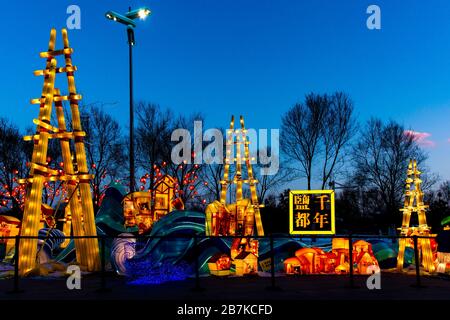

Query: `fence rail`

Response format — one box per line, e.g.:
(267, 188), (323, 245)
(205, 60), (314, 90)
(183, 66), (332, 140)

(0, 233), (440, 294)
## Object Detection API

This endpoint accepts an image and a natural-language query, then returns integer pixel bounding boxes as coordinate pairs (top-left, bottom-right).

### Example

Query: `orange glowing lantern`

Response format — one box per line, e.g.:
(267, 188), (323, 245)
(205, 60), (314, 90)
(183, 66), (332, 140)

(207, 253), (232, 276)
(0, 216), (20, 261)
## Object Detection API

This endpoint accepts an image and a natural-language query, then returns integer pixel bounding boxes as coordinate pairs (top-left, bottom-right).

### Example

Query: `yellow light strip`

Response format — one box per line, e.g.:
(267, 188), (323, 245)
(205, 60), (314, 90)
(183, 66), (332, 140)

(19, 29), (57, 276)
(29, 162), (58, 175)
(54, 94), (82, 102)
(39, 47), (73, 58)
(33, 66), (77, 76)
(18, 173), (94, 184)
(30, 94), (82, 104)
(32, 119), (59, 133)
(23, 131), (86, 141)
(62, 27), (100, 271)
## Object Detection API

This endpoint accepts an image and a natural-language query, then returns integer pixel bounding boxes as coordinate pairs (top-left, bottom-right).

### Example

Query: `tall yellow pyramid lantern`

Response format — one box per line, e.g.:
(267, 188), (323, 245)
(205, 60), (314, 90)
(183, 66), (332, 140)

(205, 115), (264, 237)
(18, 29), (100, 275)
(397, 159), (434, 272)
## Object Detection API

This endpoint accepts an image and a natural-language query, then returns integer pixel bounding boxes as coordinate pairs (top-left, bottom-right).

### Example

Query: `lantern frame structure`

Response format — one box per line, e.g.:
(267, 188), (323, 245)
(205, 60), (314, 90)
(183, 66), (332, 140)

(18, 29), (100, 275)
(397, 159), (435, 272)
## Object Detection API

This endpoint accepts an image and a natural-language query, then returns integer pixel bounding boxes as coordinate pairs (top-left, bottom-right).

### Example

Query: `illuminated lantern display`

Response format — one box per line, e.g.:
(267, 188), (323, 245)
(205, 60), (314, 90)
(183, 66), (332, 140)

(331, 237), (350, 268)
(289, 190), (335, 235)
(292, 248), (327, 274)
(154, 175), (180, 220)
(205, 116), (264, 276)
(435, 219), (450, 273)
(123, 192), (152, 234)
(207, 253), (231, 276)
(397, 160), (435, 273)
(230, 238), (259, 260)
(59, 205), (72, 249)
(0, 216), (20, 261)
(283, 238), (378, 275)
(18, 29), (100, 275)
(234, 251), (258, 276)
(284, 257), (302, 274)
(40, 204), (56, 229)
(352, 240), (379, 274)
(123, 175), (183, 234)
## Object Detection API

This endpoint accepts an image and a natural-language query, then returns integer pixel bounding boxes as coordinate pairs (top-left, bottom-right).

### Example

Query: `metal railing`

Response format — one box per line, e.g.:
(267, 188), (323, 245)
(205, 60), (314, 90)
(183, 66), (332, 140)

(0, 233), (438, 294)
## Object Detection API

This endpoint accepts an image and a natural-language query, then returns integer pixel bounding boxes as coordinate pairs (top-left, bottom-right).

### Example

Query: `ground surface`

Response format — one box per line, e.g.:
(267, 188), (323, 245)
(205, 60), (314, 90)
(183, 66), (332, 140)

(0, 273), (449, 300)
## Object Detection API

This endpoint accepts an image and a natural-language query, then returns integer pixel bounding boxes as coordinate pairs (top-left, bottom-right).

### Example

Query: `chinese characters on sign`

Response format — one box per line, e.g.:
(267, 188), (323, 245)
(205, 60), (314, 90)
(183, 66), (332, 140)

(289, 190), (335, 235)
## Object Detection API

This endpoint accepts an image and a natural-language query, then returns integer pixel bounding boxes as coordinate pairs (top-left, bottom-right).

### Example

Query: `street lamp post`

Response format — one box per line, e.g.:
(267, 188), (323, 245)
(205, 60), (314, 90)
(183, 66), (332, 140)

(127, 24), (135, 193)
(105, 7), (151, 192)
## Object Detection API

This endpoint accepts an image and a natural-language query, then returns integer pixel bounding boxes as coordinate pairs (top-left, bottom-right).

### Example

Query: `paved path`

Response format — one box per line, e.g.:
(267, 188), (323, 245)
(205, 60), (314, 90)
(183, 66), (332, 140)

(0, 273), (449, 300)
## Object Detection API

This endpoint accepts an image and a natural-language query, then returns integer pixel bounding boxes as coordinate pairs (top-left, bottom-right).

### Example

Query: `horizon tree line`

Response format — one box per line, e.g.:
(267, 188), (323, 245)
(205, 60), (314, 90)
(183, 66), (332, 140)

(0, 93), (448, 232)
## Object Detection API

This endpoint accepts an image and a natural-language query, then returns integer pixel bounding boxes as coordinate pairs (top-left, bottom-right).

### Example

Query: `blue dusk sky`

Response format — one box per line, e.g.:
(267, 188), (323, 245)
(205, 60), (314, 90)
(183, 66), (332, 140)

(0, 0), (449, 183)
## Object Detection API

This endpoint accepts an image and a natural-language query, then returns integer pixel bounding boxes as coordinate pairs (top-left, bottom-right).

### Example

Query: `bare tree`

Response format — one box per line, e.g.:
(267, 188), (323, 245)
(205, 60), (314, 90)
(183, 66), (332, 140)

(437, 181), (450, 203)
(201, 162), (224, 203)
(320, 92), (356, 189)
(351, 118), (431, 221)
(281, 92), (354, 190)
(136, 103), (205, 208)
(253, 148), (297, 203)
(199, 127), (229, 203)
(0, 118), (28, 216)
(136, 102), (173, 193)
(80, 104), (126, 213)
(165, 112), (204, 207)
(281, 93), (328, 189)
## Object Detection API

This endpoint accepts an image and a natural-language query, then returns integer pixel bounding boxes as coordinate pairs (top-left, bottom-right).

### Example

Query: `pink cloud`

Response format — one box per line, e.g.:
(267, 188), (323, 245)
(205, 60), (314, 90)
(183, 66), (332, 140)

(404, 130), (436, 148)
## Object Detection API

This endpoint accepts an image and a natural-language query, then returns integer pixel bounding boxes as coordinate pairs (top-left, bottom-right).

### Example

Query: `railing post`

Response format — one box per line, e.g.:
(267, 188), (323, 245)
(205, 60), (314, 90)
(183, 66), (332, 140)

(412, 235), (423, 288)
(192, 234), (204, 291)
(97, 235), (110, 292)
(270, 235), (275, 288)
(348, 234), (355, 288)
(7, 235), (23, 294)
(266, 234), (281, 291)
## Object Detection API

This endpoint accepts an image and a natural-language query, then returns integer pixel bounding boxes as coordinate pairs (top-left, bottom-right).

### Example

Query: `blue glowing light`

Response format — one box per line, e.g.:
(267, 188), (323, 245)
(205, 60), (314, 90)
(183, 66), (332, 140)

(126, 258), (192, 285)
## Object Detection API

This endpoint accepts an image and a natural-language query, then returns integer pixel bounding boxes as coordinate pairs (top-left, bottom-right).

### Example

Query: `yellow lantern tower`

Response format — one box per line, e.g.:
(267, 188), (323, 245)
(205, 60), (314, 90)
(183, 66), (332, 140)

(206, 115), (264, 237)
(397, 159), (434, 272)
(18, 29), (100, 275)
(221, 115), (264, 236)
